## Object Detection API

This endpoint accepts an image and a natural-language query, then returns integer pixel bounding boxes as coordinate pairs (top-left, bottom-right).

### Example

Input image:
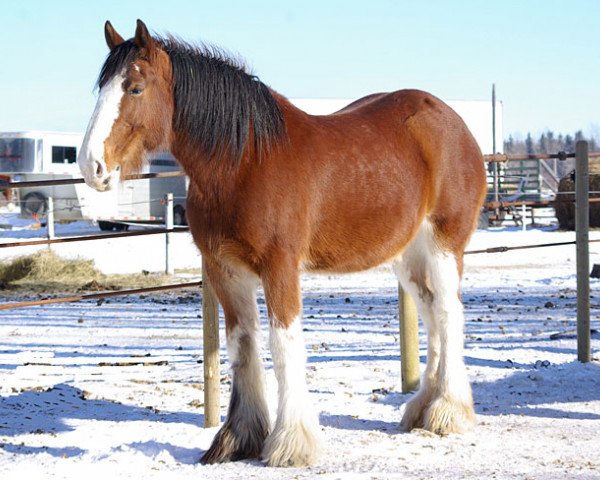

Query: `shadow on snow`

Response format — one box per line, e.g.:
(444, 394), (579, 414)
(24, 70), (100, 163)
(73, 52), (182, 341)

(0, 383), (205, 461)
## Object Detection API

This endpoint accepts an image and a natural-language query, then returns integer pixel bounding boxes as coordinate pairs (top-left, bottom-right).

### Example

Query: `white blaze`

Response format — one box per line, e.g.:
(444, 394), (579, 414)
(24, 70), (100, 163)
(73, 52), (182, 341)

(77, 72), (125, 190)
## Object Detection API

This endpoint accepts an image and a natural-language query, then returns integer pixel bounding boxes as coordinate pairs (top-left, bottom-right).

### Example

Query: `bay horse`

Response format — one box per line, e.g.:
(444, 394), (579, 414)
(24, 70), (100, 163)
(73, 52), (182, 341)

(77, 20), (487, 467)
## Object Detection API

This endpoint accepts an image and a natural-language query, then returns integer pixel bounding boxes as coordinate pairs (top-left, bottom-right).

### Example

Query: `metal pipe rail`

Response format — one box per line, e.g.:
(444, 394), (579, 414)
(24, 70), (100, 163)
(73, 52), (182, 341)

(484, 197), (600, 210)
(465, 238), (600, 255)
(0, 170), (185, 189)
(0, 281), (202, 311)
(0, 227), (190, 249)
(483, 151), (600, 163)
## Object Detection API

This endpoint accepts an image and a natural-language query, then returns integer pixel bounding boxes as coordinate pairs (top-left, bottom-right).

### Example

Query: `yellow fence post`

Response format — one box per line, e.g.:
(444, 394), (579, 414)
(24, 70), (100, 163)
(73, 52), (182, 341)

(202, 258), (221, 427)
(398, 285), (420, 393)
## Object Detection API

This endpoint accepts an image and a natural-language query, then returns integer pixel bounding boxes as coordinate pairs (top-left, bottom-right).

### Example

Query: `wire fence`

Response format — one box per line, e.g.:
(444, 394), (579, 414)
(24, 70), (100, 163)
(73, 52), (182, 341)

(1, 232), (596, 310)
(0, 149), (598, 309)
(0, 170), (185, 189)
(483, 151), (600, 162)
(0, 196), (186, 211)
(0, 227), (189, 249)
(0, 144), (595, 410)
(4, 153), (599, 224)
(0, 281), (202, 311)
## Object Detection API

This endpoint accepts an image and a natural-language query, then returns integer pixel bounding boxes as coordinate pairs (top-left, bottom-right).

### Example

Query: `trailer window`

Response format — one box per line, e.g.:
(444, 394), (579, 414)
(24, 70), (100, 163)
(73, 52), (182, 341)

(52, 146), (77, 164)
(149, 158), (178, 167)
(0, 138), (36, 172)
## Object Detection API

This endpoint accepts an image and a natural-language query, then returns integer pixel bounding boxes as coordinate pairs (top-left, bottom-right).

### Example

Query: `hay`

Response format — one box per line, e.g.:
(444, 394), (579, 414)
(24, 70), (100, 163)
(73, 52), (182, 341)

(0, 250), (174, 292)
(0, 250), (101, 289)
(554, 172), (600, 230)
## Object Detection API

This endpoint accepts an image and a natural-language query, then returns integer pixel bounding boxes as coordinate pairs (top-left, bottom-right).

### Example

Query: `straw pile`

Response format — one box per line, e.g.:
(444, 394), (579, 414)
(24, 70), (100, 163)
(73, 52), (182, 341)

(0, 250), (171, 292)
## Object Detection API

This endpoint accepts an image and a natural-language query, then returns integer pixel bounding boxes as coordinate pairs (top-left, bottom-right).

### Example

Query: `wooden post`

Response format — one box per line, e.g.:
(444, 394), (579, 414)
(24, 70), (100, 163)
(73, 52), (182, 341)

(575, 141), (591, 363)
(165, 193), (174, 275)
(398, 285), (420, 393)
(46, 196), (55, 242)
(491, 84), (500, 223)
(202, 258), (221, 427)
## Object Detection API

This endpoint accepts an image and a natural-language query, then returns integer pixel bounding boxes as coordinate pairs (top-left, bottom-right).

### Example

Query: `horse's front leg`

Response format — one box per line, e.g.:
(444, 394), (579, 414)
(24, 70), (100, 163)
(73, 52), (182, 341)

(261, 256), (321, 467)
(200, 258), (270, 464)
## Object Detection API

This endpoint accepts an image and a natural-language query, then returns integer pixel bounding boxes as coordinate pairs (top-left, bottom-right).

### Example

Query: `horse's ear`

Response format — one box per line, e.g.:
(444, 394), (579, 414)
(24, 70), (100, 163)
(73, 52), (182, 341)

(134, 19), (155, 55)
(104, 21), (125, 50)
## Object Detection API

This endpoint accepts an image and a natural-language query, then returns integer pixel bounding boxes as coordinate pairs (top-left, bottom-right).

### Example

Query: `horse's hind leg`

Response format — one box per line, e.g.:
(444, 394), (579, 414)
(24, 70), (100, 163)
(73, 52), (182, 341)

(393, 261), (439, 431)
(394, 222), (475, 435)
(200, 258), (270, 464)
(261, 252), (321, 467)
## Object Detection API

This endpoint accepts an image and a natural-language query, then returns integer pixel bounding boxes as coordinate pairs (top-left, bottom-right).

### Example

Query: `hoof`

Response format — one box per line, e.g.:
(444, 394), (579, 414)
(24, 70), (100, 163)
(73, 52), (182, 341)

(400, 403), (424, 432)
(423, 396), (476, 435)
(262, 421), (322, 467)
(400, 390), (432, 432)
(200, 422), (268, 464)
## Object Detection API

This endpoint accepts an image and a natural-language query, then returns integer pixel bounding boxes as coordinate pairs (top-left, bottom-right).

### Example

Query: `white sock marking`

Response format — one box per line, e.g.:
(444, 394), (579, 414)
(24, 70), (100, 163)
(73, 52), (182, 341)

(264, 317), (321, 465)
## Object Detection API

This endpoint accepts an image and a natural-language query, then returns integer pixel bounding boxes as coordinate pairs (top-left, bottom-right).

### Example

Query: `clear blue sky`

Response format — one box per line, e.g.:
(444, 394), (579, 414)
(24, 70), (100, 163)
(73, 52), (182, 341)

(1, 0), (599, 141)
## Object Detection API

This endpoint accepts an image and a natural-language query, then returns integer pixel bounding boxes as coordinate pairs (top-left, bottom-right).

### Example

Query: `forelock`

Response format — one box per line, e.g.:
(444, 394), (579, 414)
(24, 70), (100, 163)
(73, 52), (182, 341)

(97, 39), (140, 89)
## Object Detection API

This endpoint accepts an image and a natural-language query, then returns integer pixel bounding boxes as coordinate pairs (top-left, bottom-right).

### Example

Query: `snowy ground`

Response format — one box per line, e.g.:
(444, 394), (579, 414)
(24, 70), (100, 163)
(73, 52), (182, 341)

(1, 211), (599, 479)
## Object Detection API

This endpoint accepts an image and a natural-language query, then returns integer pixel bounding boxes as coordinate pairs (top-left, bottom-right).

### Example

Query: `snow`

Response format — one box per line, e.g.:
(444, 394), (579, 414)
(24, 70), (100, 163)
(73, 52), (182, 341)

(1, 211), (599, 479)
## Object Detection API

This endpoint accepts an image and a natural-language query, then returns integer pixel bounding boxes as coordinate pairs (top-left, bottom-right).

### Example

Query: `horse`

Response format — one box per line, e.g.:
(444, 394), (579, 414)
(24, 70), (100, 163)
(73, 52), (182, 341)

(77, 19), (487, 467)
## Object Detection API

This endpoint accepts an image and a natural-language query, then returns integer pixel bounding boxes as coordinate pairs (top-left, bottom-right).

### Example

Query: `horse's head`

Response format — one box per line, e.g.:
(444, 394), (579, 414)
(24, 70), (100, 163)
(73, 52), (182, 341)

(78, 20), (173, 191)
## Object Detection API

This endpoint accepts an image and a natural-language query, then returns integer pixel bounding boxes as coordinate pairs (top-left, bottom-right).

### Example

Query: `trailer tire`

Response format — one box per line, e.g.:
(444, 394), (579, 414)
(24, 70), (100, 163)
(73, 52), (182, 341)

(98, 221), (129, 231)
(113, 223), (129, 231)
(98, 221), (115, 231)
(22, 192), (47, 217)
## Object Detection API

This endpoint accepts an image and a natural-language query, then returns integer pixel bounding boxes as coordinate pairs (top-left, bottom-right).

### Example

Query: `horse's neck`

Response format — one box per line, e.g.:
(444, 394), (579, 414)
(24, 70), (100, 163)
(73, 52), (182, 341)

(274, 93), (310, 123)
(170, 92), (308, 202)
(170, 136), (242, 207)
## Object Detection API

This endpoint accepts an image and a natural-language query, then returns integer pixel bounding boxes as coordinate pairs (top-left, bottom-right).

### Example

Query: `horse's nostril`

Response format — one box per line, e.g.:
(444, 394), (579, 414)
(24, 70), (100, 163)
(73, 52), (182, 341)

(94, 161), (104, 178)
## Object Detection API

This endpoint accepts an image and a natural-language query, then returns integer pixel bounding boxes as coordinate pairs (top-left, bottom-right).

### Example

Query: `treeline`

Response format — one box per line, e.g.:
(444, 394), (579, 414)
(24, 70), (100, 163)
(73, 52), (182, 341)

(504, 130), (598, 180)
(504, 130), (598, 156)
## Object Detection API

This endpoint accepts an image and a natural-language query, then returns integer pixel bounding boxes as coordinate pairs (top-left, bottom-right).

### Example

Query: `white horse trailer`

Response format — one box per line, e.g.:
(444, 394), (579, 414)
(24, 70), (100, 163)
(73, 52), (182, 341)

(90, 154), (189, 231)
(0, 131), (85, 219)
(0, 131), (187, 228)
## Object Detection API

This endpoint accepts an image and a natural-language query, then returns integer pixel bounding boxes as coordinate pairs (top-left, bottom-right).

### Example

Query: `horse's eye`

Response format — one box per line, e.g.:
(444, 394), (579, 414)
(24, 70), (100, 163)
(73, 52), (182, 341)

(129, 87), (143, 96)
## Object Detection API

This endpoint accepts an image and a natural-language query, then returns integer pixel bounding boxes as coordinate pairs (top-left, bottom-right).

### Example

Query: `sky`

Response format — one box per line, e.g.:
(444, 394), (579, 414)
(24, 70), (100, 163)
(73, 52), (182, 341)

(1, 0), (599, 141)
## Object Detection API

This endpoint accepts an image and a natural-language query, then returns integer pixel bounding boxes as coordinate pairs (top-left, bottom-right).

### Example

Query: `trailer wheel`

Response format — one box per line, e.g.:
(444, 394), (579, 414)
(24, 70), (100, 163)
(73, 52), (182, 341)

(173, 205), (187, 226)
(113, 223), (129, 231)
(22, 192), (47, 217)
(98, 221), (129, 231)
(98, 221), (114, 231)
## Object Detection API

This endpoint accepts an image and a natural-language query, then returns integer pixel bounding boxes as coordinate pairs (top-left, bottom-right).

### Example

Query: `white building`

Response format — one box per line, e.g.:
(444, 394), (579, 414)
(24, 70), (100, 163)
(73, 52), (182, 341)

(291, 97), (503, 155)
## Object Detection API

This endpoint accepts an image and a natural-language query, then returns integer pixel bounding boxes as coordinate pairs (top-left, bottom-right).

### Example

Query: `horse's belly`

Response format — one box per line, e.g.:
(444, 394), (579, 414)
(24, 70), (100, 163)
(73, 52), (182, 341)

(305, 218), (419, 273)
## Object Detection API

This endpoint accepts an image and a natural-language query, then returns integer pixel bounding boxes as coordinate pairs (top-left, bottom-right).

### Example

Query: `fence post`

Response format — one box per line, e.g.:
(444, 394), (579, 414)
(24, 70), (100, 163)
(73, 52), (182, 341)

(165, 193), (174, 275)
(575, 141), (591, 363)
(46, 196), (55, 242)
(202, 258), (221, 427)
(398, 285), (420, 393)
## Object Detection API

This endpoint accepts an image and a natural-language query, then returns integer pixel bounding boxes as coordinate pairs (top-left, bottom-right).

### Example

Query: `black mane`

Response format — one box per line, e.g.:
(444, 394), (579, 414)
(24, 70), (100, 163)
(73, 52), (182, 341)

(97, 37), (285, 164)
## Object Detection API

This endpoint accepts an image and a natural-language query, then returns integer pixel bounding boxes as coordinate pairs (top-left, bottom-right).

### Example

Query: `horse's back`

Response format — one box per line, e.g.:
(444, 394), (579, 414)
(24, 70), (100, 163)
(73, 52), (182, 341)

(290, 90), (486, 269)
